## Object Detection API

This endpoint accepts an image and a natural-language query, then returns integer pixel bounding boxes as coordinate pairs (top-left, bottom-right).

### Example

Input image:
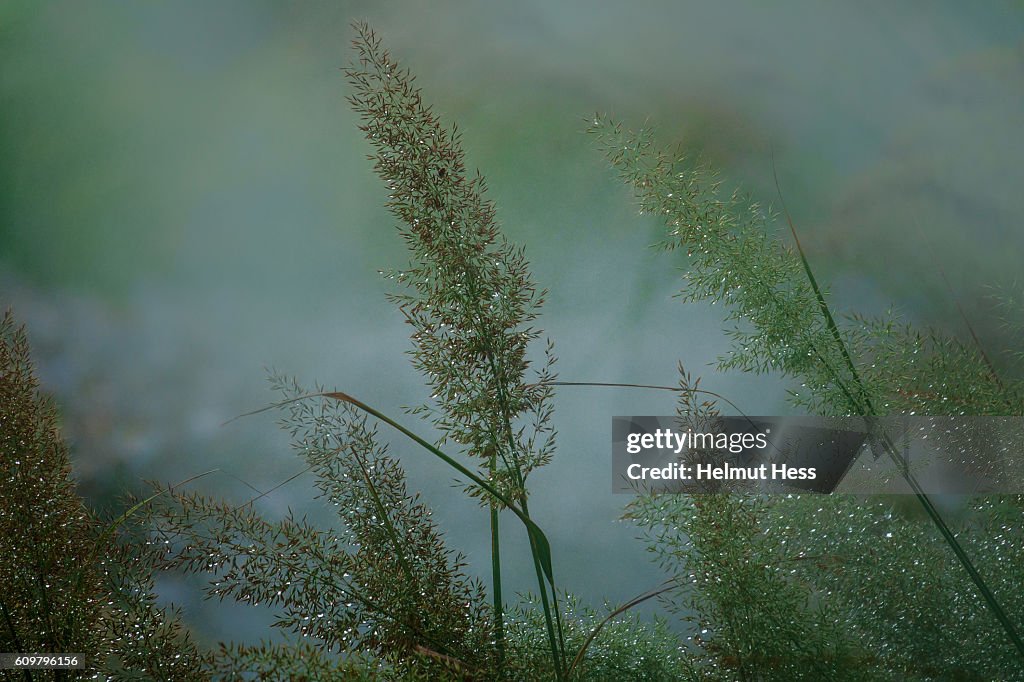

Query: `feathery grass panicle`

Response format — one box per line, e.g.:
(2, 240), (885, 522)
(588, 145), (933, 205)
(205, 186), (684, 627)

(842, 314), (1024, 416)
(271, 374), (494, 671)
(98, 539), (209, 680)
(137, 373), (494, 678)
(0, 310), (206, 680)
(344, 22), (564, 676)
(344, 22), (556, 503)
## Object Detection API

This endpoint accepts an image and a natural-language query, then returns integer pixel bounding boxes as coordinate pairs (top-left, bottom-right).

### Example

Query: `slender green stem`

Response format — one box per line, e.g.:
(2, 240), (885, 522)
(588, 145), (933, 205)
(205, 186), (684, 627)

(542, 381), (750, 418)
(228, 389), (566, 673)
(522, 493), (564, 679)
(772, 158), (873, 414)
(484, 348), (566, 677)
(458, 263), (565, 676)
(490, 492), (505, 667)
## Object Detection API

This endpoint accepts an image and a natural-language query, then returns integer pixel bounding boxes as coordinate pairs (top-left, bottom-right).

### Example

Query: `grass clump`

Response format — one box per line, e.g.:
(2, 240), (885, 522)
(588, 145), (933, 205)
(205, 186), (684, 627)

(591, 117), (1024, 679)
(116, 22), (675, 682)
(0, 310), (207, 680)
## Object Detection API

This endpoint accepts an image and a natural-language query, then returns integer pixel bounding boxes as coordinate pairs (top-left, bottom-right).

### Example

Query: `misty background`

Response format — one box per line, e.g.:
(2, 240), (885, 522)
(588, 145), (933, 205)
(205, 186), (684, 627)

(2, 1), (1022, 645)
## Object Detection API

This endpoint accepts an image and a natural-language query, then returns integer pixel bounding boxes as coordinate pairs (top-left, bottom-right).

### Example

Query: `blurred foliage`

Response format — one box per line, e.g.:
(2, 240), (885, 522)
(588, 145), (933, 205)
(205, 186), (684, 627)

(590, 116), (1024, 418)
(594, 119), (1024, 678)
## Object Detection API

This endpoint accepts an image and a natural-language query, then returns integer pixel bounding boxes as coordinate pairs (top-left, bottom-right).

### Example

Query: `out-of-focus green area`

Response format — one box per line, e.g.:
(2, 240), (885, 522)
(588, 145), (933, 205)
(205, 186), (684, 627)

(2, 0), (1022, 645)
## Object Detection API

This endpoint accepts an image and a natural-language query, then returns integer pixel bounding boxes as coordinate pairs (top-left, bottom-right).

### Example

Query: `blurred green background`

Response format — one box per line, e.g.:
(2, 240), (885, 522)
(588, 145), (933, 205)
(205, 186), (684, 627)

(2, 0), (1022, 645)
